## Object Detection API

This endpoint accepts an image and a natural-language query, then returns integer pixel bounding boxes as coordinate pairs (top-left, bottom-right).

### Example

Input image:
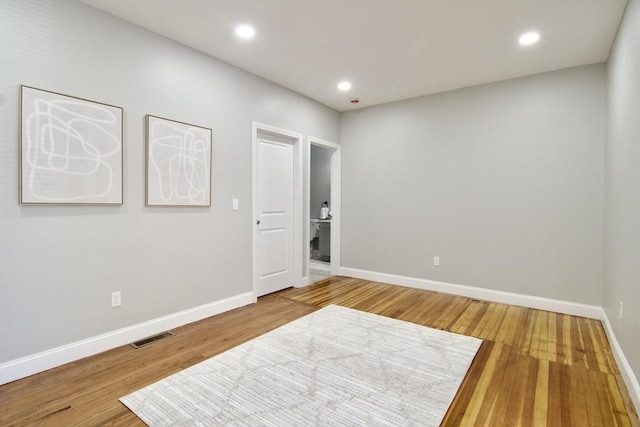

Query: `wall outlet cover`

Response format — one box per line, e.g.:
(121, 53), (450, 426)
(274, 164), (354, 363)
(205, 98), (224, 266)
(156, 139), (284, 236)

(111, 291), (122, 308)
(619, 301), (623, 319)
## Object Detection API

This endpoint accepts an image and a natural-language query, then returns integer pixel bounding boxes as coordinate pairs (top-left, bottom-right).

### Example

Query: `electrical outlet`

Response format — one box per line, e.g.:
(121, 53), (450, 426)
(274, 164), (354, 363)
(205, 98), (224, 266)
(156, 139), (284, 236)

(619, 302), (623, 319)
(433, 256), (440, 266)
(111, 291), (121, 308)
(232, 198), (239, 210)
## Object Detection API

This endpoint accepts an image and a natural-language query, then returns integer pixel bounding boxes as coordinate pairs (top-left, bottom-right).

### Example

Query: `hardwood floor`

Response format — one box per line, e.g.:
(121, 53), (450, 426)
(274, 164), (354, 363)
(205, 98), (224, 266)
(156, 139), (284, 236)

(1, 276), (638, 426)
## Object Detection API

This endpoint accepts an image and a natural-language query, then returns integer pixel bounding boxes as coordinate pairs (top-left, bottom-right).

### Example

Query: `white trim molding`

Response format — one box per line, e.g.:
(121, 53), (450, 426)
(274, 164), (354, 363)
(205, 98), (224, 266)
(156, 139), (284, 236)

(340, 266), (640, 414)
(340, 267), (602, 319)
(0, 292), (255, 385)
(600, 309), (640, 413)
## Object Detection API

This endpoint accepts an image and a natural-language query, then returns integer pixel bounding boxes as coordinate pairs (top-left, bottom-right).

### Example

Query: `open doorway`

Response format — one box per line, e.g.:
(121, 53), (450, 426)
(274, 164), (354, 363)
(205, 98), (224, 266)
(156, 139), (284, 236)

(307, 137), (341, 284)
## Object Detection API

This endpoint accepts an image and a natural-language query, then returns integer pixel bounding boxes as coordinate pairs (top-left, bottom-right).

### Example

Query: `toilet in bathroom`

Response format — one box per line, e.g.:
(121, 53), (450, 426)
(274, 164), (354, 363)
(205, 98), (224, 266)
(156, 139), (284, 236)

(310, 219), (330, 262)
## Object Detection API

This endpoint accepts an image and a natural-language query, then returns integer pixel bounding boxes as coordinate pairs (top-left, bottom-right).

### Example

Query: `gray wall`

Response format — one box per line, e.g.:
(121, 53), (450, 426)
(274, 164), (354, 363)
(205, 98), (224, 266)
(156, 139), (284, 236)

(2, 0), (635, 381)
(604, 0), (640, 381)
(310, 145), (332, 219)
(340, 64), (606, 304)
(0, 0), (339, 362)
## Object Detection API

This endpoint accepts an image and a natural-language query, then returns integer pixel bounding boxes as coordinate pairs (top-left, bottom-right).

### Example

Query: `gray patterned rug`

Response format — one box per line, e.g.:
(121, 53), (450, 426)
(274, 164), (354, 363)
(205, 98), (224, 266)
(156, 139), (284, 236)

(121, 305), (482, 426)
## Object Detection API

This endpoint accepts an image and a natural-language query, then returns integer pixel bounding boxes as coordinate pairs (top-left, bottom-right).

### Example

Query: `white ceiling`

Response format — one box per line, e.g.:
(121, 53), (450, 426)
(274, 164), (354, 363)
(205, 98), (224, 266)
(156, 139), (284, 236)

(80, 0), (627, 112)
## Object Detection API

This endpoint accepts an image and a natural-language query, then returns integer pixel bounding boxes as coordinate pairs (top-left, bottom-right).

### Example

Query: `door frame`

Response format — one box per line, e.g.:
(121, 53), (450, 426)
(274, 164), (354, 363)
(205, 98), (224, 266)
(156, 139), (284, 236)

(252, 122), (304, 299)
(307, 136), (341, 279)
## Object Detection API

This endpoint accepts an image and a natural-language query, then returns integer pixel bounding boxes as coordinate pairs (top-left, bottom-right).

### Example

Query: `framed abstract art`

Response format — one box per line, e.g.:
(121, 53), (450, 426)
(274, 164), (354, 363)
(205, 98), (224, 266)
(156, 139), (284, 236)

(20, 85), (123, 205)
(145, 115), (212, 206)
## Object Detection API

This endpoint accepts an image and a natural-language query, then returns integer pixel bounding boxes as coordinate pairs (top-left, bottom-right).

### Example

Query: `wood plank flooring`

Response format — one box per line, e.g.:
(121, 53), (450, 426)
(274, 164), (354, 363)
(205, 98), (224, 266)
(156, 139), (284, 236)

(1, 276), (638, 426)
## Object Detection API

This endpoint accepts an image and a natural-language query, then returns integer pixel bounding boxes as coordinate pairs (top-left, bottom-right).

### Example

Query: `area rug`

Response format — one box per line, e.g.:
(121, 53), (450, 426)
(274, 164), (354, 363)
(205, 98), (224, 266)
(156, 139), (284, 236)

(120, 305), (482, 426)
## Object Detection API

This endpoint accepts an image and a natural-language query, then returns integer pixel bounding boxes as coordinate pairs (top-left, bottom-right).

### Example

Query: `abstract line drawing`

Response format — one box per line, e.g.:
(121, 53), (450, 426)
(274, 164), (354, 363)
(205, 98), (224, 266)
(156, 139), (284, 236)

(146, 115), (212, 206)
(20, 85), (123, 205)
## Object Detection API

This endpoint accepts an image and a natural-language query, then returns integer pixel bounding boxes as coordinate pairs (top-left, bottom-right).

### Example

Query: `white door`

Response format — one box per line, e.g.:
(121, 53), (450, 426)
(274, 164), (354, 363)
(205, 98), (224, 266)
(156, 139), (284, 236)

(256, 137), (294, 296)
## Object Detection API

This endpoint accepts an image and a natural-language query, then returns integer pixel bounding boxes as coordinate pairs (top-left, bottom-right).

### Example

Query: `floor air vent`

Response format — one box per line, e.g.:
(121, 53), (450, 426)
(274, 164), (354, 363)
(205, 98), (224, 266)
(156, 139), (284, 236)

(131, 331), (174, 349)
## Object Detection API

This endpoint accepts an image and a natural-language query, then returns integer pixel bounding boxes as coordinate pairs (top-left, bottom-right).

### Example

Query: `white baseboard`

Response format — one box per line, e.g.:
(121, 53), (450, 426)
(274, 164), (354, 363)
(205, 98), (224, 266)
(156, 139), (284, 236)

(0, 292), (256, 386)
(600, 309), (640, 415)
(340, 266), (639, 415)
(340, 267), (601, 318)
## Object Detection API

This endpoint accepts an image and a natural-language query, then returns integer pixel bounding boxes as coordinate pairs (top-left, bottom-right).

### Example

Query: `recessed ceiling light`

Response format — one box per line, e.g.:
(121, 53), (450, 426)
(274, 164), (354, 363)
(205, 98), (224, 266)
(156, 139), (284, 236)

(337, 81), (352, 92)
(519, 31), (540, 46)
(235, 25), (255, 39)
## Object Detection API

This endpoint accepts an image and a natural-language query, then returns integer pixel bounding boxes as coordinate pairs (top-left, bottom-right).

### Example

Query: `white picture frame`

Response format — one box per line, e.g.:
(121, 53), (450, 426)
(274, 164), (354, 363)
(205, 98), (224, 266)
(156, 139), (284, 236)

(145, 115), (212, 207)
(19, 85), (123, 205)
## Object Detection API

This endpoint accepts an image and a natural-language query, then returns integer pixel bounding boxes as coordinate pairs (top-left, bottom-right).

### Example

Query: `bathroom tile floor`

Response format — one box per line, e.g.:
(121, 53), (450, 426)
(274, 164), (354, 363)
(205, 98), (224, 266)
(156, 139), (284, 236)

(310, 268), (331, 284)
